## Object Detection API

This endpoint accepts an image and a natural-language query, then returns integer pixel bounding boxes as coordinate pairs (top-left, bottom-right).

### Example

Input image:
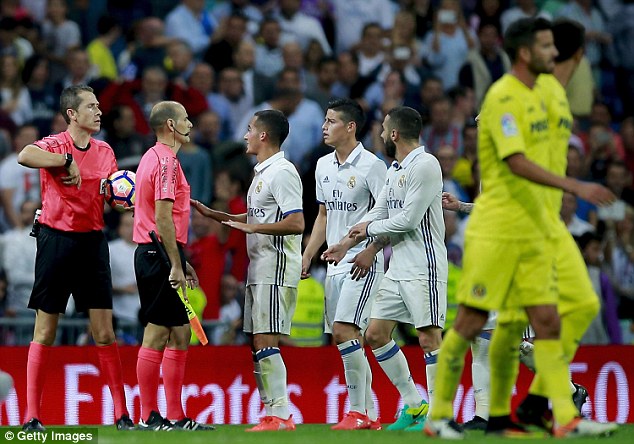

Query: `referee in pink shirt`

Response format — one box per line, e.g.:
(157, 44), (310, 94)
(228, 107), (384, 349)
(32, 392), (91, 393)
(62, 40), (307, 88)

(133, 101), (212, 431)
(17, 85), (134, 431)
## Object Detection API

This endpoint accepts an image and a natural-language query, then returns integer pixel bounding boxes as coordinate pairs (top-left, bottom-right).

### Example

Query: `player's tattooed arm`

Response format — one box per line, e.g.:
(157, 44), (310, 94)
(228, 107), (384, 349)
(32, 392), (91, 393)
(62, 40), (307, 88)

(442, 192), (473, 214)
(368, 235), (390, 253)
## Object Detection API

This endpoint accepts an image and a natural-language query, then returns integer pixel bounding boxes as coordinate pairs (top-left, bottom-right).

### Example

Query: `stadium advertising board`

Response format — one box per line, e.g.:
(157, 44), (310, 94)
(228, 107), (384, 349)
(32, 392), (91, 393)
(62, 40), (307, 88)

(1, 346), (632, 425)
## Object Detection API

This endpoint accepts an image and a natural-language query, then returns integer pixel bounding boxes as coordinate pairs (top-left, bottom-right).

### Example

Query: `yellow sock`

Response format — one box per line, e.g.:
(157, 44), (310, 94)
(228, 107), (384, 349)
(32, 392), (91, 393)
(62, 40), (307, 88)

(430, 329), (470, 420)
(489, 322), (524, 417)
(529, 303), (599, 397)
(533, 339), (578, 425)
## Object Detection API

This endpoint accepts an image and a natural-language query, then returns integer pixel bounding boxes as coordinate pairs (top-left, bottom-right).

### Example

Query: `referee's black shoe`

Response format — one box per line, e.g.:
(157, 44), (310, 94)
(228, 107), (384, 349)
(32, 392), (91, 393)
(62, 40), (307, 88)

(138, 411), (174, 431)
(22, 418), (46, 431)
(116, 414), (136, 430)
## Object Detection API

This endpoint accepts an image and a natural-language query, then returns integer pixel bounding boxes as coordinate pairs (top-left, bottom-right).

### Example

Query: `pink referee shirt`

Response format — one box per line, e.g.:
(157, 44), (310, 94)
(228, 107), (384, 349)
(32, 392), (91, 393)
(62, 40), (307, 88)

(133, 142), (191, 245)
(35, 130), (117, 232)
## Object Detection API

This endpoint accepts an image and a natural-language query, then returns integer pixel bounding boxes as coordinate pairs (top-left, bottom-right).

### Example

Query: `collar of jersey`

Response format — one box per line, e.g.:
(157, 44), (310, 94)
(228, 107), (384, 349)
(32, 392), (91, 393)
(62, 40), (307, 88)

(393, 145), (425, 170)
(332, 142), (364, 166)
(154, 142), (176, 157)
(254, 151), (285, 173)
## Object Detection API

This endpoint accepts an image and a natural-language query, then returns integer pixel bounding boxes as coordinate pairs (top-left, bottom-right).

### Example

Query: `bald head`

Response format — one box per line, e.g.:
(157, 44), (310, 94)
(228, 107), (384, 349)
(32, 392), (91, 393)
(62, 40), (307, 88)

(149, 101), (186, 133)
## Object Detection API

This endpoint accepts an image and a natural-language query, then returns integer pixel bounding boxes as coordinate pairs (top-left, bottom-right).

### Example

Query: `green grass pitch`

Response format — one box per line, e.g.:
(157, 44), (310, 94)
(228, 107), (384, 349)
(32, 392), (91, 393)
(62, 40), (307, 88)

(3, 424), (632, 444)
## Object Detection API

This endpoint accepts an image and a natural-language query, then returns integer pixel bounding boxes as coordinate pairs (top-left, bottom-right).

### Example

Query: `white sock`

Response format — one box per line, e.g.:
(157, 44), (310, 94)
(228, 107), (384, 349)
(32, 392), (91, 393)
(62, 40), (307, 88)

(364, 350), (377, 421)
(372, 340), (422, 407)
(569, 380), (576, 394)
(424, 349), (439, 411)
(471, 335), (490, 420)
(252, 353), (272, 416)
(338, 339), (367, 414)
(256, 347), (289, 419)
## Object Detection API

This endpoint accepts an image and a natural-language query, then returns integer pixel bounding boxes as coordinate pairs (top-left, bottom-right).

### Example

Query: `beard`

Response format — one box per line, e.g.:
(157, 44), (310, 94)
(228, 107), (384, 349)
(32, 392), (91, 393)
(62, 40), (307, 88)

(385, 138), (397, 158)
(528, 58), (554, 76)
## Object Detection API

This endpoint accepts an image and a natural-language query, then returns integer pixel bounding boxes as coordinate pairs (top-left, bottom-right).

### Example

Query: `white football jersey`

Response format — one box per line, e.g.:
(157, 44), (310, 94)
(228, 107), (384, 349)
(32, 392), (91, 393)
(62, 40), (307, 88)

(246, 151), (303, 287)
(364, 146), (448, 282)
(316, 143), (387, 276)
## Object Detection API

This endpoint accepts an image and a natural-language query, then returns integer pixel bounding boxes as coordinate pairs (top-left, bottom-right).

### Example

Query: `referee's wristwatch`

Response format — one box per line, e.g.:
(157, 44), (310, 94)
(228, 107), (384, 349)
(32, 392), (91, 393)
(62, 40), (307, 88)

(63, 153), (73, 169)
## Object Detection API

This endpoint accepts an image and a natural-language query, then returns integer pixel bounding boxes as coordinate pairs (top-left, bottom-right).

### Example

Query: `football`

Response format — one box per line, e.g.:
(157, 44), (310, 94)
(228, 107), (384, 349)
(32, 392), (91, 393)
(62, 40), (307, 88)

(104, 170), (136, 211)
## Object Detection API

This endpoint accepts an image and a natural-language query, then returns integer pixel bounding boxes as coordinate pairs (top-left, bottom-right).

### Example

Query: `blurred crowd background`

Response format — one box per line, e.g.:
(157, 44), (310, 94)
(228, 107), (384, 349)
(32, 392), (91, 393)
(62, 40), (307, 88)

(0, 0), (633, 347)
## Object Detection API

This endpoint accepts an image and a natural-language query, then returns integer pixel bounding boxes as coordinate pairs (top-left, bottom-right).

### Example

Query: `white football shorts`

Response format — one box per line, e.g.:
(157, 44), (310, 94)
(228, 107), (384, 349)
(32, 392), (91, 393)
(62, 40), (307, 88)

(324, 270), (383, 333)
(371, 277), (447, 329)
(243, 284), (297, 335)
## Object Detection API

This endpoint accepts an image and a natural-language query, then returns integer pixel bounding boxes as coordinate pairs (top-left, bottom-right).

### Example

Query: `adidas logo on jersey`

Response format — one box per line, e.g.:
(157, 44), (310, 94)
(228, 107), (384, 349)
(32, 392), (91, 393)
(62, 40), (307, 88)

(323, 176), (330, 183)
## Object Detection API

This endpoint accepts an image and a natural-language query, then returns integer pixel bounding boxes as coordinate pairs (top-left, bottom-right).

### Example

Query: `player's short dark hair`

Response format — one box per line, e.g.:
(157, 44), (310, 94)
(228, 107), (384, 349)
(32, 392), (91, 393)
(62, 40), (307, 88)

(60, 85), (94, 124)
(327, 98), (366, 137)
(254, 109), (289, 147)
(386, 106), (422, 141)
(552, 18), (585, 63)
(149, 101), (183, 132)
(503, 17), (553, 62)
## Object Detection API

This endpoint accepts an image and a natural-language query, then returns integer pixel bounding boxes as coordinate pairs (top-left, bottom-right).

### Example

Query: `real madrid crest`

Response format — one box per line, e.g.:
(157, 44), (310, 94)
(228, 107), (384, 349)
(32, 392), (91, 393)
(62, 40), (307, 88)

(347, 176), (356, 189)
(398, 175), (406, 188)
(255, 181), (263, 193)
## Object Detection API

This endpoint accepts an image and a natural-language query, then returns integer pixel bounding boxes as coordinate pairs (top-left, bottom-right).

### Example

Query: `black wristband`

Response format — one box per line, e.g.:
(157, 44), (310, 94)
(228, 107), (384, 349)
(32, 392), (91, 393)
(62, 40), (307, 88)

(64, 153), (73, 169)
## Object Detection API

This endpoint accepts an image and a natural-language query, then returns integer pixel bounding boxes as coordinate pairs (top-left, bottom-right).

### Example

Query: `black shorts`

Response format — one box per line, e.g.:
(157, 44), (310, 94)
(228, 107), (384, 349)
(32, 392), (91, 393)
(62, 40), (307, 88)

(135, 243), (189, 327)
(29, 225), (113, 314)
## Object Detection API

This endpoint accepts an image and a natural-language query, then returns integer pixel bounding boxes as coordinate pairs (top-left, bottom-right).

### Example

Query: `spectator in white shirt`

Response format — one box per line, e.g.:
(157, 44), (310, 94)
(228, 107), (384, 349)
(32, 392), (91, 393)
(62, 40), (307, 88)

(165, 0), (217, 58)
(276, 0), (332, 55)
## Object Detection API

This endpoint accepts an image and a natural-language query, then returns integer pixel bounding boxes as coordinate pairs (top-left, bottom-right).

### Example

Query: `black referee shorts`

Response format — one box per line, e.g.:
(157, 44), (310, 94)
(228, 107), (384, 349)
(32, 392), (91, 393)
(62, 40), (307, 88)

(29, 225), (113, 314)
(134, 243), (189, 327)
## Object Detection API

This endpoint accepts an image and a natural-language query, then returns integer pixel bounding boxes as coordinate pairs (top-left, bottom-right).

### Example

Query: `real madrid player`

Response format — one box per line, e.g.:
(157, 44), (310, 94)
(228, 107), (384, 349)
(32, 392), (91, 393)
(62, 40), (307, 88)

(426, 18), (616, 439)
(302, 98), (386, 430)
(192, 110), (304, 432)
(324, 106), (448, 432)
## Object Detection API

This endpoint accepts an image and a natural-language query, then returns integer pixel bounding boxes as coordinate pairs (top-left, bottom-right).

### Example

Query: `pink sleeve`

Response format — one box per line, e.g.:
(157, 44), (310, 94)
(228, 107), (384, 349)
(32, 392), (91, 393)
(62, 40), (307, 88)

(154, 155), (177, 201)
(34, 135), (62, 154)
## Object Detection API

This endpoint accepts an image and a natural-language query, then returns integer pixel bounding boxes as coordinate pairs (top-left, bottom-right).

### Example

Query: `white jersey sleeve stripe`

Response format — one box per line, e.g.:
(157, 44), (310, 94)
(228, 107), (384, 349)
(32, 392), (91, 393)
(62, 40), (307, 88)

(282, 208), (303, 217)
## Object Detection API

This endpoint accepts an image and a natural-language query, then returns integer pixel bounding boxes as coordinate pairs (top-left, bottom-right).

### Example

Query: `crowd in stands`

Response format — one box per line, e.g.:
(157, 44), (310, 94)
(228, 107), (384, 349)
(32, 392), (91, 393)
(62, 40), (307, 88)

(0, 0), (633, 346)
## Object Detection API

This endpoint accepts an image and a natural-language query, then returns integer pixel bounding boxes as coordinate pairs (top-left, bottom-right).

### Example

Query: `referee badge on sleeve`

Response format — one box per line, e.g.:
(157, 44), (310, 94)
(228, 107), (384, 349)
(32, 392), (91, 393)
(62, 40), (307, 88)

(100, 178), (106, 194)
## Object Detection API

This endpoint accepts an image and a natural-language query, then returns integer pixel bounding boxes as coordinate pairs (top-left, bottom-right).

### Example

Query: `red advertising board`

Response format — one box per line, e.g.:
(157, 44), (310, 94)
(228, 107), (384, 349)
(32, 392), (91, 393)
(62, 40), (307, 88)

(1, 345), (632, 425)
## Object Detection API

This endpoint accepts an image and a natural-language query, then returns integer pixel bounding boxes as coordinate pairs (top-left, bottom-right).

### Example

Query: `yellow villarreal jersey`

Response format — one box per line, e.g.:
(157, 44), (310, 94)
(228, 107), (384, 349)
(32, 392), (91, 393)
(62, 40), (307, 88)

(468, 74), (551, 240)
(536, 74), (573, 218)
